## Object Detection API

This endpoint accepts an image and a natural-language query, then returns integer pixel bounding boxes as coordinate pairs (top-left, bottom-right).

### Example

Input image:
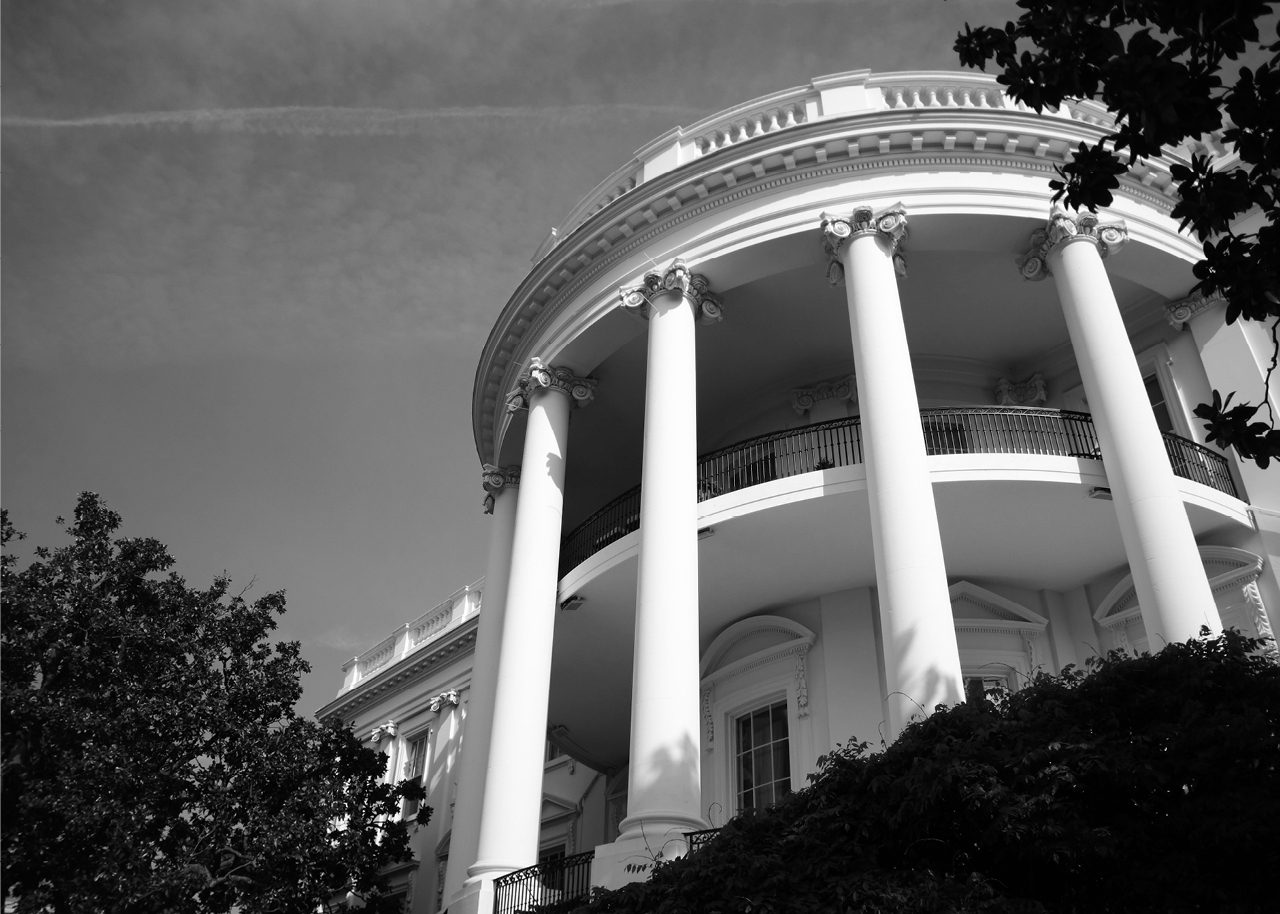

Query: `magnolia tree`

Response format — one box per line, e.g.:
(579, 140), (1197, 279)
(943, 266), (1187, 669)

(955, 0), (1280, 466)
(1, 493), (425, 914)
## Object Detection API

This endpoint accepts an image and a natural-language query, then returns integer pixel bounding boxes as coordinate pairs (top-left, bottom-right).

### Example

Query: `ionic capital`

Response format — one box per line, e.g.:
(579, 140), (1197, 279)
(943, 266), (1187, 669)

(505, 357), (597, 413)
(369, 719), (398, 744)
(820, 203), (909, 285)
(994, 372), (1047, 406)
(619, 258), (723, 325)
(481, 464), (521, 514)
(430, 689), (461, 714)
(792, 374), (856, 415)
(1018, 207), (1128, 281)
(1166, 290), (1223, 329)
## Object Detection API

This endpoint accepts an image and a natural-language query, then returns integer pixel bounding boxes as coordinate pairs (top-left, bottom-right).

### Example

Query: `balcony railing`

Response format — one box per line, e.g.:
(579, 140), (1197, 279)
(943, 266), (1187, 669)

(559, 408), (1237, 575)
(492, 850), (595, 914)
(685, 828), (723, 855)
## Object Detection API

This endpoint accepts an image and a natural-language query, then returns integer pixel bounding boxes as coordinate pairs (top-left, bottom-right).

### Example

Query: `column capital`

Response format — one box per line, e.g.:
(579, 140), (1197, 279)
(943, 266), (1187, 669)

(791, 374), (856, 415)
(505, 357), (597, 413)
(619, 257), (723, 324)
(481, 464), (521, 514)
(369, 719), (398, 744)
(430, 689), (461, 714)
(1166, 289), (1223, 329)
(1018, 207), (1128, 281)
(821, 203), (909, 285)
(994, 372), (1047, 406)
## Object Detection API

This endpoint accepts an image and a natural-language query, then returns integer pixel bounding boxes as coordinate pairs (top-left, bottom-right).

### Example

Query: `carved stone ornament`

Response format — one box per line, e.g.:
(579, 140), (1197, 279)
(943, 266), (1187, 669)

(792, 374), (856, 415)
(820, 203), (909, 285)
(994, 372), (1047, 406)
(1018, 207), (1128, 281)
(619, 258), (723, 325)
(481, 464), (521, 514)
(505, 357), (597, 413)
(1244, 580), (1280, 660)
(795, 647), (810, 718)
(1166, 290), (1223, 329)
(369, 719), (398, 744)
(701, 685), (714, 752)
(430, 689), (460, 713)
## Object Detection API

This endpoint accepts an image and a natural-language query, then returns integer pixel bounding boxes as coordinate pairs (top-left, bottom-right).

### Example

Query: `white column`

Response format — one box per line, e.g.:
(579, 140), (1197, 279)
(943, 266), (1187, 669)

(1021, 209), (1219, 644)
(616, 260), (722, 846)
(456, 362), (595, 914)
(821, 204), (964, 734)
(444, 467), (519, 909)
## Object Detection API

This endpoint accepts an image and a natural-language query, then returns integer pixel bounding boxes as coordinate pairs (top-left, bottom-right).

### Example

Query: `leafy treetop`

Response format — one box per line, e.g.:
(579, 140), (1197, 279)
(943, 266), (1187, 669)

(955, 0), (1280, 467)
(1, 493), (426, 914)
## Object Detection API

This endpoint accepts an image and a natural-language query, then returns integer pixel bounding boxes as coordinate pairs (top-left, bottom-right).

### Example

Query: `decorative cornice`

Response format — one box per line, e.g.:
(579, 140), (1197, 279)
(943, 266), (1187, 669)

(481, 464), (521, 515)
(994, 372), (1047, 406)
(619, 258), (723, 324)
(1018, 207), (1128, 281)
(430, 689), (460, 713)
(474, 88), (1195, 463)
(792, 374), (856, 414)
(820, 203), (909, 285)
(369, 719), (398, 744)
(1166, 290), (1224, 329)
(505, 357), (597, 413)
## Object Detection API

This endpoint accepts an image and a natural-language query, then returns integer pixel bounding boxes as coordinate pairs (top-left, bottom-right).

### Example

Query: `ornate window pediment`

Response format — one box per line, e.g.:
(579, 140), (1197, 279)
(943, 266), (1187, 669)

(1095, 546), (1264, 628)
(700, 615), (816, 685)
(1094, 546), (1275, 657)
(949, 581), (1047, 634)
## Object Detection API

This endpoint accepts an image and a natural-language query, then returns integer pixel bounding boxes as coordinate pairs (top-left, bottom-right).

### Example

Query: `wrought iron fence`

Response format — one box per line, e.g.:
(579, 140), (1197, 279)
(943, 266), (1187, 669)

(684, 827), (722, 855)
(558, 408), (1238, 574)
(492, 850), (594, 914)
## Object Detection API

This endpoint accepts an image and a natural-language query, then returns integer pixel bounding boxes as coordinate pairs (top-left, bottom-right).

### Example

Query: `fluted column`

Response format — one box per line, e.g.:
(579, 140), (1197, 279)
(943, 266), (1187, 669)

(821, 204), (964, 734)
(457, 361), (595, 914)
(442, 467), (518, 909)
(1021, 209), (1219, 643)
(616, 260), (722, 845)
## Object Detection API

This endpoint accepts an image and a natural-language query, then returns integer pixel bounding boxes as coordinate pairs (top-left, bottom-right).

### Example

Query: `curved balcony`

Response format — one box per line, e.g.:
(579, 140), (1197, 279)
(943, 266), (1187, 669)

(559, 408), (1236, 576)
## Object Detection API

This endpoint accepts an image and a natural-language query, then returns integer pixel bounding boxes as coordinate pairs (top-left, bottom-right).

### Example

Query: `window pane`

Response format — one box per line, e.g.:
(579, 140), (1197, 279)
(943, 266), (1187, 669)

(773, 741), (790, 783)
(752, 708), (770, 745)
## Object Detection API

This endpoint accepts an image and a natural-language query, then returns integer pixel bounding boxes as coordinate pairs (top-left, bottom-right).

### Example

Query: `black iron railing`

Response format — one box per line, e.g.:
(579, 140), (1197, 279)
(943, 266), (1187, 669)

(684, 828), (722, 855)
(492, 850), (594, 914)
(559, 408), (1238, 575)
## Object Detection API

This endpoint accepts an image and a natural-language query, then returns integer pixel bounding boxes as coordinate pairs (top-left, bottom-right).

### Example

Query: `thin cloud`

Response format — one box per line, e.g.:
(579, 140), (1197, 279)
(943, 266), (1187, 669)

(3, 103), (704, 136)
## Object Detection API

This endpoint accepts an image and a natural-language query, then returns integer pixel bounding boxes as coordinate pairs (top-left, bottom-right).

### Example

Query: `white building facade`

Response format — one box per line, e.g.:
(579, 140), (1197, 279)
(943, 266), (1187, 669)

(325, 70), (1280, 914)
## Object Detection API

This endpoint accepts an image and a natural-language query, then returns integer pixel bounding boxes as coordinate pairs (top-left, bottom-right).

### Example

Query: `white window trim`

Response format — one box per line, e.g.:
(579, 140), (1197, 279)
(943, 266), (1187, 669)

(1063, 342), (1192, 439)
(699, 615), (818, 822)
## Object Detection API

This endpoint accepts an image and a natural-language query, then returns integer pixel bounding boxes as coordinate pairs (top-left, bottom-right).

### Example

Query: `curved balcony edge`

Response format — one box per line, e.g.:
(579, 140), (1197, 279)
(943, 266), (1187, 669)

(558, 408), (1238, 577)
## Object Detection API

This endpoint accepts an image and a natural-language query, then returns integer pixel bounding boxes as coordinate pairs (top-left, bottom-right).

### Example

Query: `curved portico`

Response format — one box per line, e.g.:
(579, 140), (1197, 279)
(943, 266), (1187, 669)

(449, 70), (1261, 910)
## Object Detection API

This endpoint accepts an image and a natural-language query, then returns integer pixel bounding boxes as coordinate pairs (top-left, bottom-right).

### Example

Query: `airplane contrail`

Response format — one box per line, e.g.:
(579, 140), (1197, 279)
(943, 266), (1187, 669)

(3, 104), (704, 136)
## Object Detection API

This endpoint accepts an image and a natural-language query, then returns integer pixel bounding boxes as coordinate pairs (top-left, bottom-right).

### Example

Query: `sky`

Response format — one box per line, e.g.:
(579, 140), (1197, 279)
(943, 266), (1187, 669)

(2, 0), (1023, 712)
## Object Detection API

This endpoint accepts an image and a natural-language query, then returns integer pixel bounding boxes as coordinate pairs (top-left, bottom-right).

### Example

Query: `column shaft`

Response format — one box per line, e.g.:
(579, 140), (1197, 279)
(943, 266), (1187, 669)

(1048, 236), (1219, 642)
(465, 381), (575, 904)
(621, 281), (705, 839)
(826, 206), (963, 734)
(444, 481), (517, 908)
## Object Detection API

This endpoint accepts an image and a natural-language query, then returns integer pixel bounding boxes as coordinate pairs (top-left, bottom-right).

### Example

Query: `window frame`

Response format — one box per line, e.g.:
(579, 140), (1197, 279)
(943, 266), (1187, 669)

(731, 697), (793, 813)
(400, 728), (432, 820)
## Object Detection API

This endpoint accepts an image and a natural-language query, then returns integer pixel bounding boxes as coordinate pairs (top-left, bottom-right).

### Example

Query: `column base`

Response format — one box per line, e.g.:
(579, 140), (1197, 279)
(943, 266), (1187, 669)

(445, 877), (493, 914)
(588, 812), (707, 891)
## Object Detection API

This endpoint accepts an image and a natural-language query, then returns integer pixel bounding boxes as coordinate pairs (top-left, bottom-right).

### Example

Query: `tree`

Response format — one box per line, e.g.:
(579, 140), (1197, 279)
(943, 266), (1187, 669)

(954, 1), (1280, 467)
(1, 493), (426, 914)
(572, 632), (1280, 913)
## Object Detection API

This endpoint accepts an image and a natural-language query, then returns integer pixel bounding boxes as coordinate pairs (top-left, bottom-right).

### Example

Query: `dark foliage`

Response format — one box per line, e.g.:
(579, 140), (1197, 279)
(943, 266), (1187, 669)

(1, 494), (426, 914)
(571, 632), (1280, 913)
(955, 0), (1280, 467)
